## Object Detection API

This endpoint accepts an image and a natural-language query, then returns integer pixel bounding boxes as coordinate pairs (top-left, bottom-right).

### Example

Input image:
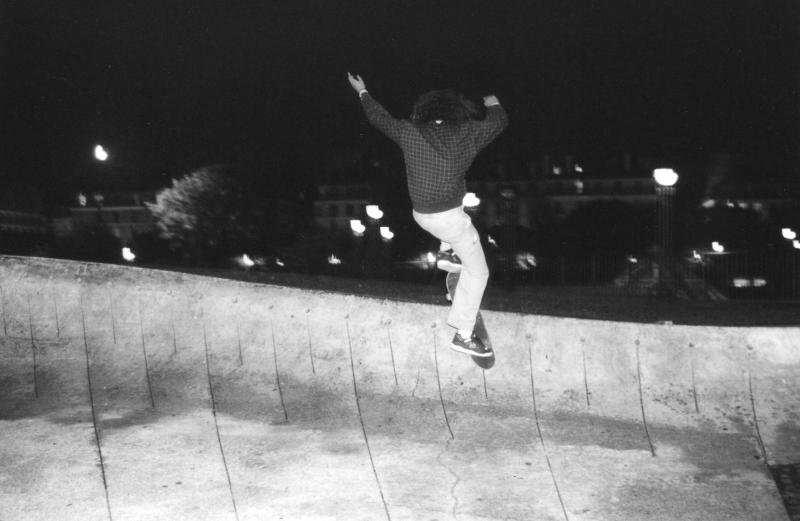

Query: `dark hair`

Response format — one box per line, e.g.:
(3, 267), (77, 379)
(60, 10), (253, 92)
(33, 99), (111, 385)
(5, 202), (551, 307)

(410, 89), (481, 125)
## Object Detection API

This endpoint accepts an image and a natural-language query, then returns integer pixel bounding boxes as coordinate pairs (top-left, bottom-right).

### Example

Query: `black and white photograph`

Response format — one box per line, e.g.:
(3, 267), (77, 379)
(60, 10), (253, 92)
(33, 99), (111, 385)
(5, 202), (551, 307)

(1, 1), (799, 519)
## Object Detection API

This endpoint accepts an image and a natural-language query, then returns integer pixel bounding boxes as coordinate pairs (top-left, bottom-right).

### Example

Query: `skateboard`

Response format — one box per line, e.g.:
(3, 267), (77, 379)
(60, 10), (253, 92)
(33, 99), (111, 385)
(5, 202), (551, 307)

(445, 271), (495, 369)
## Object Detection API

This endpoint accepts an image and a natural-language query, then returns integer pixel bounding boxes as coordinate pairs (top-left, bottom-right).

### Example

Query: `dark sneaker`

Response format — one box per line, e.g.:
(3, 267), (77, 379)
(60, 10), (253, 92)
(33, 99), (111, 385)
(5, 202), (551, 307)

(450, 332), (493, 357)
(436, 250), (462, 273)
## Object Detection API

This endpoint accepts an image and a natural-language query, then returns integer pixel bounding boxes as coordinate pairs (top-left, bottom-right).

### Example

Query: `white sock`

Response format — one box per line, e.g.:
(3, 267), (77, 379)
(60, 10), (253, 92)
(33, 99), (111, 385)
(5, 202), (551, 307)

(457, 329), (472, 339)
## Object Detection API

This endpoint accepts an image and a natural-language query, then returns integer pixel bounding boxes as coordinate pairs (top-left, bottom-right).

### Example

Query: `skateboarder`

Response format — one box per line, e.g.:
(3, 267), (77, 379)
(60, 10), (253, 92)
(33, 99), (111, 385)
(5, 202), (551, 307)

(348, 72), (509, 358)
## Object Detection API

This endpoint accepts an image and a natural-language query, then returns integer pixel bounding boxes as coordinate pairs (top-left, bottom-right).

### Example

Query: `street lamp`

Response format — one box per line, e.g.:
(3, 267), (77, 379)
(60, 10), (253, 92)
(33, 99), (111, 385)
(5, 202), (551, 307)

(365, 204), (384, 220)
(350, 219), (366, 236)
(379, 226), (394, 241)
(463, 192), (481, 208)
(122, 247), (136, 263)
(653, 168), (678, 187)
(94, 144), (109, 161)
(653, 168), (679, 294)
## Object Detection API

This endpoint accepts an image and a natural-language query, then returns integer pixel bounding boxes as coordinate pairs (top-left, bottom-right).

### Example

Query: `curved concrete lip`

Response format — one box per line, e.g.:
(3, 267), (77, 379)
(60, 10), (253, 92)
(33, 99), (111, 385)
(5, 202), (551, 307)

(0, 256), (798, 520)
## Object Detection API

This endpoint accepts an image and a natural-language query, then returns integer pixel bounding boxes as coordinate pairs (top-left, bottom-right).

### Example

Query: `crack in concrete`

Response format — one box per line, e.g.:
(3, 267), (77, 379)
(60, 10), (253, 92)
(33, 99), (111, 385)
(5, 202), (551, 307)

(436, 438), (461, 520)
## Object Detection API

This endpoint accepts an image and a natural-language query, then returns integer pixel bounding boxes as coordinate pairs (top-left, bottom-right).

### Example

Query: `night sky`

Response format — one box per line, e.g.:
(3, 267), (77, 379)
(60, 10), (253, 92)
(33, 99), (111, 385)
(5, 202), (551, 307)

(3, 0), (799, 202)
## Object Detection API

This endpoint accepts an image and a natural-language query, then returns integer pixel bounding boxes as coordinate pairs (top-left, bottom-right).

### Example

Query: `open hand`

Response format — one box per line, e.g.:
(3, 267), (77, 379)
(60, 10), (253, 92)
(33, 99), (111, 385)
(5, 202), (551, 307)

(348, 72), (366, 92)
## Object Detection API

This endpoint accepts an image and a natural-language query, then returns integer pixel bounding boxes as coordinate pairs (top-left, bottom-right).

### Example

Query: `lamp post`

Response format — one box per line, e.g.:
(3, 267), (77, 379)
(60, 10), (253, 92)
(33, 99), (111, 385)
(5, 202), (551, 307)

(362, 204), (387, 275)
(653, 168), (679, 295)
(92, 144), (111, 223)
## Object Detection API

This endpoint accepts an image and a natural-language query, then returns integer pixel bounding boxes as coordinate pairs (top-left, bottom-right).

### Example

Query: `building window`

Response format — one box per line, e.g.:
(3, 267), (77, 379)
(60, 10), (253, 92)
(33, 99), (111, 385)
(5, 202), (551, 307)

(345, 203), (355, 217)
(328, 205), (339, 218)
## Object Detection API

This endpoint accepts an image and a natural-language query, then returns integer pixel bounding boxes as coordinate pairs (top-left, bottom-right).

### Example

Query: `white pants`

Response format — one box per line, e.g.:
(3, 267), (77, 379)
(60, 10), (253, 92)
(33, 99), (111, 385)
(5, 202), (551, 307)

(413, 207), (489, 332)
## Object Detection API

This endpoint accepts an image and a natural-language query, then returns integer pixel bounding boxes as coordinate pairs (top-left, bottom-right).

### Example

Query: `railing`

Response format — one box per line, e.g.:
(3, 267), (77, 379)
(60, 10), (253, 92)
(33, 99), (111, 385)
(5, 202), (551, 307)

(490, 252), (654, 295)
(492, 250), (800, 300)
(690, 250), (800, 300)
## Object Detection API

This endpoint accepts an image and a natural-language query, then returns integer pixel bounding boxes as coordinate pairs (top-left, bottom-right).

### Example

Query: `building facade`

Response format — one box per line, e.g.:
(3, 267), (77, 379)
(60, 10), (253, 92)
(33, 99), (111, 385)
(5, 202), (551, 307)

(58, 191), (156, 245)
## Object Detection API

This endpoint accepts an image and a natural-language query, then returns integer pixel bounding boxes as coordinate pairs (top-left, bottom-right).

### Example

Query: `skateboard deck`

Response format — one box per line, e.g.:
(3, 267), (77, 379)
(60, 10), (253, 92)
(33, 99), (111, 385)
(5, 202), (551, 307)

(445, 271), (495, 369)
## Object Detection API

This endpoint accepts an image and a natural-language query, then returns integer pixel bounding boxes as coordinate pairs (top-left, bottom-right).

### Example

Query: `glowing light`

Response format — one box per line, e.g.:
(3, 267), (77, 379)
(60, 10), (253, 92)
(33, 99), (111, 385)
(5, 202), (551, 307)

(487, 235), (498, 248)
(94, 145), (109, 161)
(627, 255), (638, 264)
(463, 192), (481, 207)
(427, 252), (436, 264)
(653, 168), (678, 187)
(732, 278), (751, 288)
(350, 219), (366, 235)
(240, 254), (255, 267)
(692, 250), (702, 261)
(794, 240), (800, 250)
(365, 205), (383, 220)
(711, 241), (725, 253)
(574, 164), (583, 173)
(781, 228), (797, 240)
(121, 247), (136, 262)
(78, 193), (87, 207)
(515, 253), (537, 270)
(328, 254), (342, 265)
(380, 226), (394, 240)
(701, 199), (715, 209)
(753, 278), (767, 288)
(275, 258), (285, 267)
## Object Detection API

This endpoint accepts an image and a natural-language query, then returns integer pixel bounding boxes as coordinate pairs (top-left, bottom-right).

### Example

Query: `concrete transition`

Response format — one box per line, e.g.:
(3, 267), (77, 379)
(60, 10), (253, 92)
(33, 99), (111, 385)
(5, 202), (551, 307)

(1, 255), (798, 521)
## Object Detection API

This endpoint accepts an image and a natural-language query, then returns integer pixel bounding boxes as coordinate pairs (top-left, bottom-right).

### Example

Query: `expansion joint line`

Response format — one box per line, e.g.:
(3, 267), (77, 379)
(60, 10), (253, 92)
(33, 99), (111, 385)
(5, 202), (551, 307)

(346, 316), (392, 521)
(270, 319), (289, 422)
(432, 330), (455, 440)
(688, 343), (700, 414)
(52, 289), (61, 337)
(236, 322), (244, 366)
(748, 372), (769, 464)
(202, 320), (240, 521)
(305, 310), (316, 375)
(1, 284), (7, 336)
(27, 295), (39, 398)
(138, 301), (155, 408)
(527, 338), (570, 521)
(79, 293), (114, 521)
(436, 439), (461, 520)
(108, 289), (117, 344)
(170, 309), (177, 355)
(580, 338), (591, 408)
(386, 322), (398, 387)
(634, 341), (656, 457)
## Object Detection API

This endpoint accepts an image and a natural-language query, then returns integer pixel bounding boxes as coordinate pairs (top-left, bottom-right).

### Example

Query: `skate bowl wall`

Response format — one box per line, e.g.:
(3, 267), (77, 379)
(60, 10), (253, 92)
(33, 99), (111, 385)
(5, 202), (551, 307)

(2, 256), (799, 465)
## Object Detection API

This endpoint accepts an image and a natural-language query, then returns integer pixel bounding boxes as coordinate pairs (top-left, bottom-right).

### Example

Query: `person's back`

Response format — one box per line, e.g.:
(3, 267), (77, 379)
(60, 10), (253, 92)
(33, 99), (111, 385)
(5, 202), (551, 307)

(355, 85), (508, 214)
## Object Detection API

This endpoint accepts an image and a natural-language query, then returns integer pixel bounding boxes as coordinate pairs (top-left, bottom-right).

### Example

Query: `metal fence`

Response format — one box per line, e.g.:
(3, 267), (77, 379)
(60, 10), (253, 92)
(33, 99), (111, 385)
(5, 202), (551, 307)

(691, 250), (800, 300)
(492, 250), (800, 300)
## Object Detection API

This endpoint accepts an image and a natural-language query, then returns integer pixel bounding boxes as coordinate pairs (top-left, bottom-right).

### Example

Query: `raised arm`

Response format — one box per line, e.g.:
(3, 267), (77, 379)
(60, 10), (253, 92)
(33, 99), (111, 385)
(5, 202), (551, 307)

(348, 72), (408, 143)
(472, 95), (510, 151)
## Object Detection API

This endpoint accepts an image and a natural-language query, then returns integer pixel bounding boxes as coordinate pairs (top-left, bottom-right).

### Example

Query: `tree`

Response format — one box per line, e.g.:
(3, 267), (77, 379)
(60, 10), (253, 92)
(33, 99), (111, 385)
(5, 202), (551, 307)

(146, 166), (305, 264)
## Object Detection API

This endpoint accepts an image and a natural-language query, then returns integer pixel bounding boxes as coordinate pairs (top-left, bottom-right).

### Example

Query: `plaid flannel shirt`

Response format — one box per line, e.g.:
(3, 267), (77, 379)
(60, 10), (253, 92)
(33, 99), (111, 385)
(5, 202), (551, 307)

(360, 93), (509, 213)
